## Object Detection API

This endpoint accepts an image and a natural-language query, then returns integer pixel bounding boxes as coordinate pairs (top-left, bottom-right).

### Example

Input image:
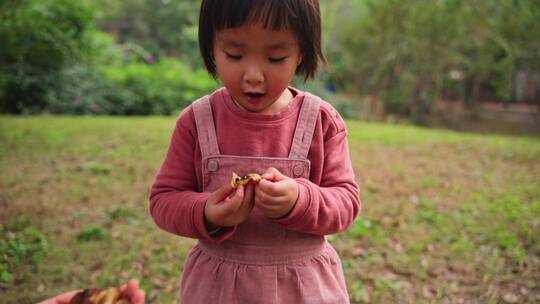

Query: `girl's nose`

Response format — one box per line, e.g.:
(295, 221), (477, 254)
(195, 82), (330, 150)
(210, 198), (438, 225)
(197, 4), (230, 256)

(243, 64), (264, 85)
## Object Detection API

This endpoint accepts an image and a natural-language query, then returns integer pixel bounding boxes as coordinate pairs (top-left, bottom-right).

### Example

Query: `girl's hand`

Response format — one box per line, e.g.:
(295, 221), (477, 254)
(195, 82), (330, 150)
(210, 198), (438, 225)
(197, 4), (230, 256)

(255, 167), (299, 219)
(38, 278), (145, 304)
(204, 182), (255, 229)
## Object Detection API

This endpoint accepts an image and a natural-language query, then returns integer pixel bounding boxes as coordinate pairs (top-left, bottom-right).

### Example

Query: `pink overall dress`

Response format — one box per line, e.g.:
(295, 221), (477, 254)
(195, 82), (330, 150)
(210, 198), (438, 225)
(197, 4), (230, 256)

(180, 94), (350, 303)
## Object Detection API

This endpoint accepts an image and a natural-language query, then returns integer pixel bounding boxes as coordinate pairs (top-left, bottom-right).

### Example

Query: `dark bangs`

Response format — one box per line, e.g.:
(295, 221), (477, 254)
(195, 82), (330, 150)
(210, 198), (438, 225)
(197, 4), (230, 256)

(199, 0), (325, 80)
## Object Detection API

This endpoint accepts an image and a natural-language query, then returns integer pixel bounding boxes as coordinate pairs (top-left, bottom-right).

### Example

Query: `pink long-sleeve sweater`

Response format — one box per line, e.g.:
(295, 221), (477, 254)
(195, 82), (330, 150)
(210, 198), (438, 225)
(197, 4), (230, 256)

(149, 87), (361, 240)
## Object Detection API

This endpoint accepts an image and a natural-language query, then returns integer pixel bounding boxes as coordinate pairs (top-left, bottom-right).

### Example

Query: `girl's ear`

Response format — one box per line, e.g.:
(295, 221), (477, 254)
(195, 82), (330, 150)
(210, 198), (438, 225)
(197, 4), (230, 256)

(297, 56), (303, 66)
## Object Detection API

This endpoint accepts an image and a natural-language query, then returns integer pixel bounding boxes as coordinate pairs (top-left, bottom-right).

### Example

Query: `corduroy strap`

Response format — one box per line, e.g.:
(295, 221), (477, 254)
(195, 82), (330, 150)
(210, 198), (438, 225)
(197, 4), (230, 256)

(288, 93), (321, 159)
(192, 96), (220, 158)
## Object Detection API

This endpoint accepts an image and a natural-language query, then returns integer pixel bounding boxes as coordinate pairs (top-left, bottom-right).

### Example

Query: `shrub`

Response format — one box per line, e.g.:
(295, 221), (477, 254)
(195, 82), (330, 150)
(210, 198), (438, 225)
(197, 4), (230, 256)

(42, 31), (217, 115)
(0, 0), (96, 114)
(45, 64), (115, 115)
(102, 59), (218, 115)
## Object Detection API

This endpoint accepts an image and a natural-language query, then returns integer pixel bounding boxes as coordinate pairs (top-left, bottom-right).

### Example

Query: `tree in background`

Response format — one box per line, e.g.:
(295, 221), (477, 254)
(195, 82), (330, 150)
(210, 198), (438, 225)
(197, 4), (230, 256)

(0, 0), (216, 115)
(2, 0), (538, 118)
(0, 0), (95, 113)
(328, 0), (540, 123)
(93, 0), (202, 68)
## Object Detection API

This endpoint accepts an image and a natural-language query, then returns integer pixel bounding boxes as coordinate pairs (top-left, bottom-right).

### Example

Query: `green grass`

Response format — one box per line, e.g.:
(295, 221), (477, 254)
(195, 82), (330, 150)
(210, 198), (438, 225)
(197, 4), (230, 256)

(1, 116), (539, 303)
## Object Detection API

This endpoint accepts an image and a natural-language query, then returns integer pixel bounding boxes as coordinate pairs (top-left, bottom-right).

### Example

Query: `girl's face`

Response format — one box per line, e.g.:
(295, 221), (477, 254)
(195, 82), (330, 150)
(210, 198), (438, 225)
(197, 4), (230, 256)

(213, 22), (302, 114)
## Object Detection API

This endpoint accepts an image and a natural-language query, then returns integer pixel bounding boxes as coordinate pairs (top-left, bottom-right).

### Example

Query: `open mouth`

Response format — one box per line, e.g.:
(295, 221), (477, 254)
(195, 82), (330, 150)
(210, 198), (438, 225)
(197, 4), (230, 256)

(245, 92), (265, 98)
(244, 92), (265, 103)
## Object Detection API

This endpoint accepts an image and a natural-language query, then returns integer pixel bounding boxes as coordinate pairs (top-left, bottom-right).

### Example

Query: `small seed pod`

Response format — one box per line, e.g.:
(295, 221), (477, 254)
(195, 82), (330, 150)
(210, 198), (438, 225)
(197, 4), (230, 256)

(231, 172), (263, 189)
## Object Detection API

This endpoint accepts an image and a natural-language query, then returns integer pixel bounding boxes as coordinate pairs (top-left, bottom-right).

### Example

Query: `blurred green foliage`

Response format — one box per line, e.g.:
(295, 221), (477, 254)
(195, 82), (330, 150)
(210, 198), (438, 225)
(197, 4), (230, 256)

(102, 59), (218, 115)
(1, 0), (539, 118)
(91, 0), (201, 66)
(0, 0), (95, 113)
(324, 0), (540, 122)
(0, 0), (216, 115)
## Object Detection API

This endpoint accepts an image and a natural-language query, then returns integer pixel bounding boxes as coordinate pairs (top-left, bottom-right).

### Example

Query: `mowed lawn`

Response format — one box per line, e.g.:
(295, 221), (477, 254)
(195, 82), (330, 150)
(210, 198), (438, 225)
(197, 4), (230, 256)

(1, 116), (539, 304)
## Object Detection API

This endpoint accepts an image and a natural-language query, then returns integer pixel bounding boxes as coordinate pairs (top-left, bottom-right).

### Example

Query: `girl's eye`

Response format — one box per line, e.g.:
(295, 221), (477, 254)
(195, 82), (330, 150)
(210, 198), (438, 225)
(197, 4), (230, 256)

(269, 56), (287, 63)
(225, 52), (242, 61)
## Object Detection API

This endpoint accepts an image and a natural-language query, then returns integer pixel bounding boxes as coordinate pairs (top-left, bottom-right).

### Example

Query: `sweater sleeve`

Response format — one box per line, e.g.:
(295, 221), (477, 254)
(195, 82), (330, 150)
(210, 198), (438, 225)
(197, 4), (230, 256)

(275, 129), (361, 235)
(148, 111), (235, 242)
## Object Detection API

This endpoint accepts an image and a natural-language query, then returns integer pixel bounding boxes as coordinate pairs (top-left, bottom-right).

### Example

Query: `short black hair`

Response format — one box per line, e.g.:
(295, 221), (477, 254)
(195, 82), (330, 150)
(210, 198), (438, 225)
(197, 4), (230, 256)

(199, 0), (325, 80)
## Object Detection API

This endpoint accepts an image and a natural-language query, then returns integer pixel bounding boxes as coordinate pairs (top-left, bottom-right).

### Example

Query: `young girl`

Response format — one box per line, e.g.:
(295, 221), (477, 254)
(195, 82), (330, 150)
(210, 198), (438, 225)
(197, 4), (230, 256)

(149, 0), (361, 303)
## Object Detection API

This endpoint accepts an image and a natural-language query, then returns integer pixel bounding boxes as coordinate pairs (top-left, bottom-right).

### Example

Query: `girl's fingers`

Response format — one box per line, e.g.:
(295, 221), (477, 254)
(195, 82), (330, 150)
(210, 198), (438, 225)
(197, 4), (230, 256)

(244, 183), (255, 202)
(233, 184), (245, 200)
(262, 167), (279, 180)
(255, 185), (285, 203)
(262, 167), (287, 181)
(254, 186), (267, 205)
(255, 189), (289, 207)
(228, 185), (245, 212)
(241, 184), (255, 211)
(211, 183), (234, 203)
(257, 179), (275, 194)
(257, 178), (289, 197)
